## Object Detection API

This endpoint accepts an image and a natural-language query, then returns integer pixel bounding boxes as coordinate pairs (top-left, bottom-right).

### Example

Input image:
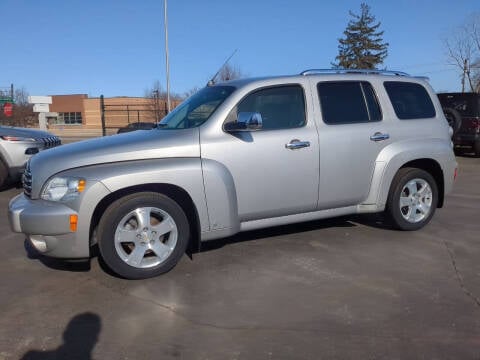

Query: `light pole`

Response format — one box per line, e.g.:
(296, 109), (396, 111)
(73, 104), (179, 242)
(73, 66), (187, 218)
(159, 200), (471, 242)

(152, 89), (159, 122)
(164, 0), (171, 113)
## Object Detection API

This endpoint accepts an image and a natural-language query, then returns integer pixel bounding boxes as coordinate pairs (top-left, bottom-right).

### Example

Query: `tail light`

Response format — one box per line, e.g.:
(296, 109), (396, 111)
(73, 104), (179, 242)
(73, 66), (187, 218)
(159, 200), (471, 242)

(473, 119), (480, 132)
(461, 118), (480, 134)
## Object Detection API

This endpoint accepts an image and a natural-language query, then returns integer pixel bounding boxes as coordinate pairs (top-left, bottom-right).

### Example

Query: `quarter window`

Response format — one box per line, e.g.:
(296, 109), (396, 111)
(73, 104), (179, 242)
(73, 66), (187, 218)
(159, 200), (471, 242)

(384, 81), (435, 120)
(231, 85), (306, 130)
(317, 81), (382, 124)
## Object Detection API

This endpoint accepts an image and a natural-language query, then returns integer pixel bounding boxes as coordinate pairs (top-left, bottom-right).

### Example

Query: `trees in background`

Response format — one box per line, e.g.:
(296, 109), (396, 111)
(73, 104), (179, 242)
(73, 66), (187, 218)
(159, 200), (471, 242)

(218, 64), (243, 82)
(144, 80), (167, 121)
(445, 13), (480, 93)
(0, 86), (36, 127)
(333, 3), (388, 69)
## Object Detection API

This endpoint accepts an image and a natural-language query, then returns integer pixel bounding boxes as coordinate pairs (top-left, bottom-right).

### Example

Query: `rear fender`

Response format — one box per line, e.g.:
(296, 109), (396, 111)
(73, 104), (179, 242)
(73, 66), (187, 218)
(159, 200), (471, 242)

(364, 139), (456, 209)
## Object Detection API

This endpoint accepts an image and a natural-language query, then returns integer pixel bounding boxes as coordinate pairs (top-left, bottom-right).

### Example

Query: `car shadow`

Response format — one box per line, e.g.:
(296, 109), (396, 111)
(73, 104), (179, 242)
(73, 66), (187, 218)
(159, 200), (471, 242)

(455, 148), (479, 158)
(197, 213), (393, 253)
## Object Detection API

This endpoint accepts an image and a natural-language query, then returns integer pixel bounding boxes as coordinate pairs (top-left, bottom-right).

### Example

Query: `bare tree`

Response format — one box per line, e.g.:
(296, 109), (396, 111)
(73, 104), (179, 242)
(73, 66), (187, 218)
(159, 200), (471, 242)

(445, 13), (480, 92)
(0, 86), (35, 127)
(144, 80), (167, 122)
(218, 64), (243, 82)
(183, 86), (199, 99)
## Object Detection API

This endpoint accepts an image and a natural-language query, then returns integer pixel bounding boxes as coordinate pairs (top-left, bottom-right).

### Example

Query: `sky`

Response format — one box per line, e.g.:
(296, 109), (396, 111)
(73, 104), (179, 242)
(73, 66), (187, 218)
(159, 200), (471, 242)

(1, 0), (479, 98)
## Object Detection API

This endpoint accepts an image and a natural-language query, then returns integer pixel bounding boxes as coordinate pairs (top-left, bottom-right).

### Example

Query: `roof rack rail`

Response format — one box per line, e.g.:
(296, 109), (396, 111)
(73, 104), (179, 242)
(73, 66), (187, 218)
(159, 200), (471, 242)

(300, 69), (410, 76)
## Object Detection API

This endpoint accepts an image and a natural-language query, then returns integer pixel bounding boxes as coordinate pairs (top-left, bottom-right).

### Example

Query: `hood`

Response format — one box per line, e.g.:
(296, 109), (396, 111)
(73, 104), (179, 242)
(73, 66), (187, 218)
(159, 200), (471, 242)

(0, 126), (55, 139)
(30, 128), (200, 192)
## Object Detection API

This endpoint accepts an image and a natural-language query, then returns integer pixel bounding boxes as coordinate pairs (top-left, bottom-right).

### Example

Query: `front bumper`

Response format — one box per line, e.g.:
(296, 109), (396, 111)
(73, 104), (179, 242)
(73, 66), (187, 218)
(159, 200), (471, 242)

(9, 193), (86, 258)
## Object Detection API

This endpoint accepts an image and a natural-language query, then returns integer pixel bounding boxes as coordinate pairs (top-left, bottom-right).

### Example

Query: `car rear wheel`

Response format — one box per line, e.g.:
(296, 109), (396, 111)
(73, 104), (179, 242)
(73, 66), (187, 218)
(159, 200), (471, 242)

(386, 168), (438, 231)
(97, 192), (190, 279)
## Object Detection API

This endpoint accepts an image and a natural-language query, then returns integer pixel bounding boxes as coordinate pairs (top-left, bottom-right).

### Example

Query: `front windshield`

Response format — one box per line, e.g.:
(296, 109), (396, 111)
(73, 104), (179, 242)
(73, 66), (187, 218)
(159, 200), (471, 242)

(158, 86), (235, 129)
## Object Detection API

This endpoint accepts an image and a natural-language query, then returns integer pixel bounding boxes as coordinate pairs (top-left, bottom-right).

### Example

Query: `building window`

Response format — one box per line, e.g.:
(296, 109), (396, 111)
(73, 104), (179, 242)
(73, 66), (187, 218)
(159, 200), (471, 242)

(57, 112), (83, 125)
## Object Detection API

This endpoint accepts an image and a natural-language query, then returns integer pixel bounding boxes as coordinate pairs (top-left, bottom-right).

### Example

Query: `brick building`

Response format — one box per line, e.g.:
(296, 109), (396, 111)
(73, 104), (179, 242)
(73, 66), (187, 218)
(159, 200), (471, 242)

(46, 94), (177, 136)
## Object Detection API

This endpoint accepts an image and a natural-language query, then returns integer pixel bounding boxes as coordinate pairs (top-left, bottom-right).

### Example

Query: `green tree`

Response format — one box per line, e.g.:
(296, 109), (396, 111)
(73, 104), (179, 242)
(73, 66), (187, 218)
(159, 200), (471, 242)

(333, 3), (388, 69)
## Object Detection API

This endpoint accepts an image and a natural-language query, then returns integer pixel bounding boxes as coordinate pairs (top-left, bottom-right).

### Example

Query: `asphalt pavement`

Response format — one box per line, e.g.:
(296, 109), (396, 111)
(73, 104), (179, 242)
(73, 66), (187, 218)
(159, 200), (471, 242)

(0, 156), (479, 359)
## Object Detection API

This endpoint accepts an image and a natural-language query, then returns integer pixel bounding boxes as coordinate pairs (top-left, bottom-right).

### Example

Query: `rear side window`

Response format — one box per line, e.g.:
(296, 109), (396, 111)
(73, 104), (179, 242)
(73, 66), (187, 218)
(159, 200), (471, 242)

(317, 81), (382, 125)
(384, 81), (436, 119)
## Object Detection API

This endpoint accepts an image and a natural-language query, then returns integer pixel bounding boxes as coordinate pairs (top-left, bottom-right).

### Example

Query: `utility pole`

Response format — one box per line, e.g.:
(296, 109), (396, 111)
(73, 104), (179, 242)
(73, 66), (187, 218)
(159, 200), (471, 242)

(164, 0), (171, 113)
(462, 59), (467, 93)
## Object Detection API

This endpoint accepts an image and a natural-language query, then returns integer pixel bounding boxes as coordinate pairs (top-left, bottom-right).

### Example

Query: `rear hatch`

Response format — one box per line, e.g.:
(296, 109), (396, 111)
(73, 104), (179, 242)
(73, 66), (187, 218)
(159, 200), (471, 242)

(438, 93), (480, 135)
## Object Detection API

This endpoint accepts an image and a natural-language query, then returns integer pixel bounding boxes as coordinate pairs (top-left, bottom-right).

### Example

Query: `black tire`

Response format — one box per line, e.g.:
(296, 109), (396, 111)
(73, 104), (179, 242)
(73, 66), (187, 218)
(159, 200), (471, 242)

(386, 168), (438, 231)
(97, 192), (190, 279)
(0, 160), (8, 189)
(443, 108), (462, 137)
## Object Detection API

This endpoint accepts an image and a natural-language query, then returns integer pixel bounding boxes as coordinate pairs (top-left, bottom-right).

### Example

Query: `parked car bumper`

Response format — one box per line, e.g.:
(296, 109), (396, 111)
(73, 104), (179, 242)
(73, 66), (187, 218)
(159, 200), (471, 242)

(453, 133), (480, 147)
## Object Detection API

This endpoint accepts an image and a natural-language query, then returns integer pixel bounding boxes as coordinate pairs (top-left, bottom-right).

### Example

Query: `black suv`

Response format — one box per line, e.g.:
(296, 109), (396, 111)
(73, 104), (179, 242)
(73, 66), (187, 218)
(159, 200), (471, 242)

(438, 92), (480, 155)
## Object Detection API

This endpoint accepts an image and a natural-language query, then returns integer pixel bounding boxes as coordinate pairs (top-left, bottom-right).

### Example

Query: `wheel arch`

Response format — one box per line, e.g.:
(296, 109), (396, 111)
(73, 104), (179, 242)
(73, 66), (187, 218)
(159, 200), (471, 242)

(90, 183), (202, 254)
(376, 158), (445, 210)
(370, 137), (455, 210)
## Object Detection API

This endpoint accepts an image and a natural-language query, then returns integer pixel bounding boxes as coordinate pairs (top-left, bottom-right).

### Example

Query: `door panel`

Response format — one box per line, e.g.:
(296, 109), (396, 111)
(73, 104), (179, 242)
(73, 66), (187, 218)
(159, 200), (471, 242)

(313, 80), (390, 209)
(201, 84), (320, 222)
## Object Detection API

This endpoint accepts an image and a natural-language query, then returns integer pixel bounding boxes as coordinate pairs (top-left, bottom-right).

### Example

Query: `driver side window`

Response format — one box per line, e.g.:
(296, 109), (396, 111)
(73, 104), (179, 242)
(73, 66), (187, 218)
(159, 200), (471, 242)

(227, 85), (306, 130)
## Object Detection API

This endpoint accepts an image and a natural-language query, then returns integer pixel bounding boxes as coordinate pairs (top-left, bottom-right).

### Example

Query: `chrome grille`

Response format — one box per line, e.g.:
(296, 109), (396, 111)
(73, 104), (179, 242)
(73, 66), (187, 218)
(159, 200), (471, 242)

(23, 162), (32, 198)
(41, 136), (61, 149)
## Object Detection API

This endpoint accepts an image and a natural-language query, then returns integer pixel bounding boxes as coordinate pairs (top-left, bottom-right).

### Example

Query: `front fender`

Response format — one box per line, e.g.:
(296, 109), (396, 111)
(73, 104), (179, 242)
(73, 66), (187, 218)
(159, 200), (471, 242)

(61, 158), (210, 235)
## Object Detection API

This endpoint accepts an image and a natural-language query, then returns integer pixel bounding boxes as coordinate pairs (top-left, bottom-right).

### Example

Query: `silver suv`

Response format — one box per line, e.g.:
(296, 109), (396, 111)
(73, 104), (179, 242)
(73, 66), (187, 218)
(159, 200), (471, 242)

(0, 126), (61, 188)
(8, 69), (457, 279)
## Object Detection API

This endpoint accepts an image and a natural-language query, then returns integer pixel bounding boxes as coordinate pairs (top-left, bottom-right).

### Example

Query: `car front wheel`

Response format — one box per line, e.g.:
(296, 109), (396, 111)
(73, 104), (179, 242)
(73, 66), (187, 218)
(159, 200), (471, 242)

(386, 168), (438, 231)
(97, 192), (190, 279)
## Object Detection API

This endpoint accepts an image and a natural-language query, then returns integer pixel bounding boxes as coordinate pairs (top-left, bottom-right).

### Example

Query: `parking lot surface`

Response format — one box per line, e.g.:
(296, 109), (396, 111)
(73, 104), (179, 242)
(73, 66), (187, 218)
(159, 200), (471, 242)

(0, 156), (479, 359)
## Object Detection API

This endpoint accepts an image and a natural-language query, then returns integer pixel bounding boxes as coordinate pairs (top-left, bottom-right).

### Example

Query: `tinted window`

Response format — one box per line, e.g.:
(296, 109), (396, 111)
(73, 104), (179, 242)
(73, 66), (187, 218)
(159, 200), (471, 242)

(317, 81), (381, 124)
(384, 81), (435, 119)
(232, 85), (306, 130)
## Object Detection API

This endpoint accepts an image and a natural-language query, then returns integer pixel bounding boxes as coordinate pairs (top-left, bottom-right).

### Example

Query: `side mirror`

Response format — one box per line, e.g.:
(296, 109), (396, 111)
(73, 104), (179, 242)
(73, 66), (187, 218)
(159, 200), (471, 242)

(225, 112), (263, 132)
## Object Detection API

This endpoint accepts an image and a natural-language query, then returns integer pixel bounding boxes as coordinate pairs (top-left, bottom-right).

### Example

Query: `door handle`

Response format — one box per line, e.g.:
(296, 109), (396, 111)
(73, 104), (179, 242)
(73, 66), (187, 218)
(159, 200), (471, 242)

(285, 139), (310, 150)
(370, 132), (390, 142)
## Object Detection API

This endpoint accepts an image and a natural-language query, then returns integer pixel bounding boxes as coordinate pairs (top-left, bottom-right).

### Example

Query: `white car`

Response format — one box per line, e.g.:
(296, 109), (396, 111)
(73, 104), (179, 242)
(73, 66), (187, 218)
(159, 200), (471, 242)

(0, 126), (61, 188)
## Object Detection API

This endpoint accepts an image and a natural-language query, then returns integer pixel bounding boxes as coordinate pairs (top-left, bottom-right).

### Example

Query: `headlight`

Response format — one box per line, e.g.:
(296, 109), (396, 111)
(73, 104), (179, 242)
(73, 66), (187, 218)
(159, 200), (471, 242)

(41, 177), (86, 202)
(1, 135), (36, 142)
